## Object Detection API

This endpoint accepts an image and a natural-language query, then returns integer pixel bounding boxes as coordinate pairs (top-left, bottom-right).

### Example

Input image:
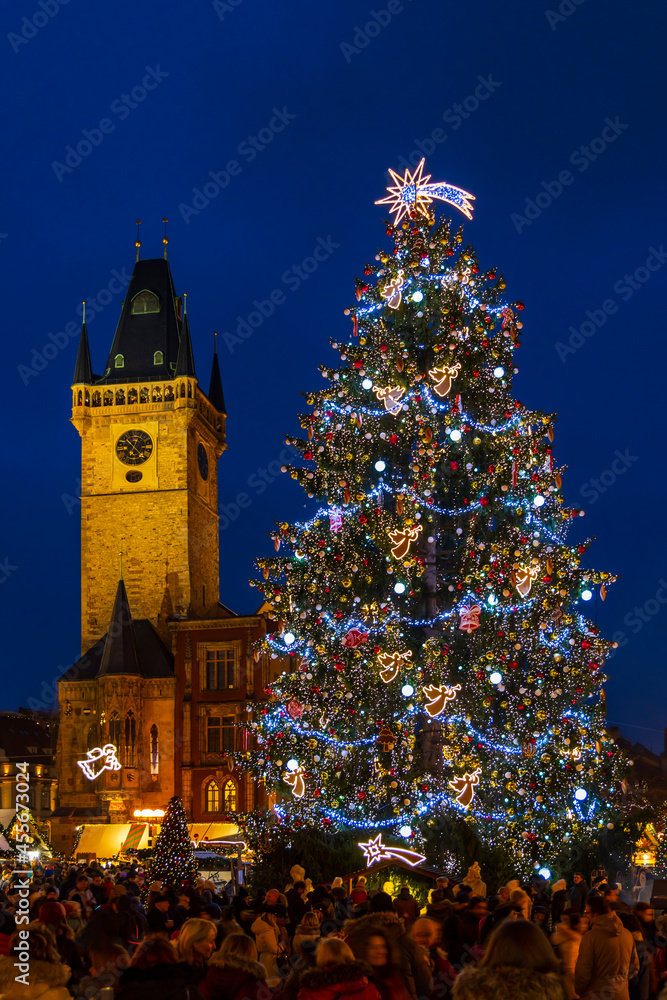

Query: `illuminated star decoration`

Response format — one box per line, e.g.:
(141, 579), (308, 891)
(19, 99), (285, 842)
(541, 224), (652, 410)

(375, 159), (476, 225)
(358, 833), (426, 869)
(77, 744), (121, 781)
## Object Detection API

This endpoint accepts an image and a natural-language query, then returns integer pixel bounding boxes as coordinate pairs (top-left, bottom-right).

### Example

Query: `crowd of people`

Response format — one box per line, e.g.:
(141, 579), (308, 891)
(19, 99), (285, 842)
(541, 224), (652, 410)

(0, 859), (664, 1000)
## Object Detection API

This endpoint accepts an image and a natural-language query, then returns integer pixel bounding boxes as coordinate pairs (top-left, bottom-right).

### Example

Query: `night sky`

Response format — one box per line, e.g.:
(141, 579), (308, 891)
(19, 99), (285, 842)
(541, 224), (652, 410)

(2, 1), (665, 748)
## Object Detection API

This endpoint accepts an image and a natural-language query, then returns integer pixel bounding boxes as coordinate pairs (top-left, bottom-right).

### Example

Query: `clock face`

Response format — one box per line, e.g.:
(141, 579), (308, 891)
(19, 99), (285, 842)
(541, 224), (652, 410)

(116, 430), (153, 466)
(197, 442), (209, 481)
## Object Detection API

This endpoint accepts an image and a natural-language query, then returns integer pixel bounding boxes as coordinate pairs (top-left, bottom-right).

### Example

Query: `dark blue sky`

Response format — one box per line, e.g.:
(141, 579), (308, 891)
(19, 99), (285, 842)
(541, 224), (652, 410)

(2, 0), (665, 748)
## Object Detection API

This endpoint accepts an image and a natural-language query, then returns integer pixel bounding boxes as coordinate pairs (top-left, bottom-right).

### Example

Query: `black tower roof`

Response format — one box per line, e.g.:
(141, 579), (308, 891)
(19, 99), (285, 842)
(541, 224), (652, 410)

(97, 258), (184, 385)
(208, 343), (226, 414)
(73, 320), (93, 385)
(175, 310), (197, 378)
(60, 579), (174, 681)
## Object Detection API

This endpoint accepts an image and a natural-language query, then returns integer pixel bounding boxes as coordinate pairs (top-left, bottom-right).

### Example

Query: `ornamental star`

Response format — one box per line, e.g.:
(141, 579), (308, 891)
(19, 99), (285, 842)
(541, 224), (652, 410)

(375, 158), (475, 225)
(358, 832), (426, 868)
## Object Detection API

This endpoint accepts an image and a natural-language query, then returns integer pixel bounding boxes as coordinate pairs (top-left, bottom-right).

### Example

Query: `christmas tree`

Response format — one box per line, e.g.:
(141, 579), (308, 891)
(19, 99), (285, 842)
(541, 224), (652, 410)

(143, 796), (198, 889)
(245, 160), (626, 872)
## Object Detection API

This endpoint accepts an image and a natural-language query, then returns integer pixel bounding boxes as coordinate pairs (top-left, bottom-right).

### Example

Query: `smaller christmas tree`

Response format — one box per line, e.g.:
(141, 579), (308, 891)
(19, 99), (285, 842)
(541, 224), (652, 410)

(143, 796), (199, 889)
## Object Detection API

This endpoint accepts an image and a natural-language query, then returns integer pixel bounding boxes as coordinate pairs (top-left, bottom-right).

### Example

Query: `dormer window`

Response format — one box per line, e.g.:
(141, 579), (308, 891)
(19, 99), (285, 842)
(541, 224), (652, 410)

(154, 350), (164, 365)
(114, 354), (124, 368)
(131, 290), (160, 315)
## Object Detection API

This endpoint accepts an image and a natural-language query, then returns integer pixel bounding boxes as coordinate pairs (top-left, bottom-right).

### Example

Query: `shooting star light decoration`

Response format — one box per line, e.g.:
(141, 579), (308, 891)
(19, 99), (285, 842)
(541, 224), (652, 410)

(358, 833), (426, 868)
(375, 159), (475, 225)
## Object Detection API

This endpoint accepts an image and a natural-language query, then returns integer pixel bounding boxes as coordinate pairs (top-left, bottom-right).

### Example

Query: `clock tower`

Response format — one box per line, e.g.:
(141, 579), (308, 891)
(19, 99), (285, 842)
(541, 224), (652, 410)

(71, 255), (227, 653)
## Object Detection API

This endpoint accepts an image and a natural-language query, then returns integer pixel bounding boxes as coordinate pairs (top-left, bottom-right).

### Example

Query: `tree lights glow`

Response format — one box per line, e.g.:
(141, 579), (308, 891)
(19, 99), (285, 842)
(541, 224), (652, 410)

(244, 165), (625, 870)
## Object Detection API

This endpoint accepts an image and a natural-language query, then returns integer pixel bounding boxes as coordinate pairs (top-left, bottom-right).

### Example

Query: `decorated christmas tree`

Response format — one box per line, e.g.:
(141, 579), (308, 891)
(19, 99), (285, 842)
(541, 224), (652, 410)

(245, 160), (626, 872)
(143, 796), (198, 889)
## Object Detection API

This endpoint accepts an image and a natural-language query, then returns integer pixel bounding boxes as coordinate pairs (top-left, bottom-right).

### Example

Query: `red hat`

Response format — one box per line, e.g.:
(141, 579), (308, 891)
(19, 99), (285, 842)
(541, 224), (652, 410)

(38, 901), (66, 924)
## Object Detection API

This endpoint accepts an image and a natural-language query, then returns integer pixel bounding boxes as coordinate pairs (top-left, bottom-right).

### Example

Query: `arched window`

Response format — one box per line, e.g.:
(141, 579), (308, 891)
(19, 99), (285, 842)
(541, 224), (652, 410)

(187, 382), (192, 398)
(140, 386), (149, 403)
(222, 780), (237, 812)
(92, 391), (101, 407)
(128, 388), (138, 404)
(77, 390), (83, 406)
(152, 386), (162, 402)
(154, 351), (164, 365)
(103, 390), (113, 406)
(165, 385), (174, 401)
(131, 290), (160, 315)
(150, 724), (159, 775)
(109, 712), (120, 748)
(204, 779), (220, 814)
(123, 710), (136, 766)
(114, 354), (124, 368)
(180, 383), (185, 398)
(115, 389), (125, 405)
(87, 725), (98, 750)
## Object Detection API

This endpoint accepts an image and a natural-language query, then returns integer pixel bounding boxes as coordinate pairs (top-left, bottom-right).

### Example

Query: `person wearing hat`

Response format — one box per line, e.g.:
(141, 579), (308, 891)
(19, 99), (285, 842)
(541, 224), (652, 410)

(146, 893), (174, 934)
(350, 877), (368, 906)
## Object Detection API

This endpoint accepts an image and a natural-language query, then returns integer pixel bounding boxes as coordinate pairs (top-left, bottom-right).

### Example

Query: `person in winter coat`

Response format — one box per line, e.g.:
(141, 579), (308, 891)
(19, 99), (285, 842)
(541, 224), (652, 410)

(347, 927), (411, 1000)
(116, 935), (195, 1000)
(345, 896), (431, 1000)
(293, 912), (322, 952)
(199, 933), (267, 1000)
(296, 938), (381, 1000)
(35, 903), (85, 982)
(350, 879), (368, 907)
(510, 888), (533, 922)
(393, 887), (421, 931)
(618, 912), (651, 1000)
(452, 917), (568, 1000)
(251, 911), (281, 982)
(551, 880), (569, 927)
(574, 896), (639, 1000)
(0, 925), (71, 1000)
(424, 889), (453, 932)
(175, 917), (217, 986)
(411, 918), (457, 998)
(569, 874), (589, 914)
(552, 910), (586, 999)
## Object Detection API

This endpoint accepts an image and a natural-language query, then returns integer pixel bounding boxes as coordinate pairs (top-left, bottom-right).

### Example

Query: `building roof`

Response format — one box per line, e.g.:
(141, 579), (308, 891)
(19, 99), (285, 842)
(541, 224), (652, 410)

(96, 258), (184, 385)
(208, 344), (226, 414)
(60, 579), (174, 682)
(0, 714), (53, 760)
(73, 320), (93, 384)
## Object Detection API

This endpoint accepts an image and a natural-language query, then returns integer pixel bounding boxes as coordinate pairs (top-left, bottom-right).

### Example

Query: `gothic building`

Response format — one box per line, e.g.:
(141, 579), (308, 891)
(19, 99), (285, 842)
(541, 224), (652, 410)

(52, 253), (279, 856)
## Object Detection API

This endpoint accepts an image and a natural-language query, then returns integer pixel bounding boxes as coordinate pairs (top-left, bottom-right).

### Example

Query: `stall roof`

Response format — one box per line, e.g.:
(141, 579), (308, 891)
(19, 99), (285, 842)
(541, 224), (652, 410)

(74, 822), (240, 859)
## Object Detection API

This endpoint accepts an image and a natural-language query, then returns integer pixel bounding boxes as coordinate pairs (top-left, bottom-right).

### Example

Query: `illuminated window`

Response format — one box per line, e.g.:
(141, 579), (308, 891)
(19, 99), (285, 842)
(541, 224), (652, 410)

(150, 724), (159, 775)
(222, 780), (237, 811)
(206, 716), (236, 754)
(114, 354), (124, 368)
(131, 291), (160, 314)
(154, 351), (164, 365)
(204, 779), (220, 813)
(204, 648), (238, 690)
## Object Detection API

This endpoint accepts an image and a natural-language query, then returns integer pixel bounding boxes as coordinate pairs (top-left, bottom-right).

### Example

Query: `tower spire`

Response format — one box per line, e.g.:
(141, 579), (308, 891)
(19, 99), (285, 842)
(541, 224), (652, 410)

(135, 219), (141, 262)
(73, 303), (93, 384)
(208, 332), (226, 414)
(175, 295), (196, 378)
(163, 217), (168, 259)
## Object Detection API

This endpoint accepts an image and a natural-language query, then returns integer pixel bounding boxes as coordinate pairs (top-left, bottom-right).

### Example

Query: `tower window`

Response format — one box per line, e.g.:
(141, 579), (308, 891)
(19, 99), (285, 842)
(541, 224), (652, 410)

(204, 647), (239, 690)
(206, 716), (236, 754)
(204, 779), (220, 814)
(124, 710), (136, 767)
(131, 290), (160, 314)
(109, 712), (120, 748)
(114, 354), (124, 369)
(222, 780), (237, 812)
(154, 351), (164, 365)
(150, 724), (159, 775)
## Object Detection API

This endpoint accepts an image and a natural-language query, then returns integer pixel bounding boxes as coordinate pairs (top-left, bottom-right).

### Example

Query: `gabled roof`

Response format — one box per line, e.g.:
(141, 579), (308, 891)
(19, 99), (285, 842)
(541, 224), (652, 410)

(73, 321), (93, 384)
(96, 258), (183, 385)
(60, 580), (174, 682)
